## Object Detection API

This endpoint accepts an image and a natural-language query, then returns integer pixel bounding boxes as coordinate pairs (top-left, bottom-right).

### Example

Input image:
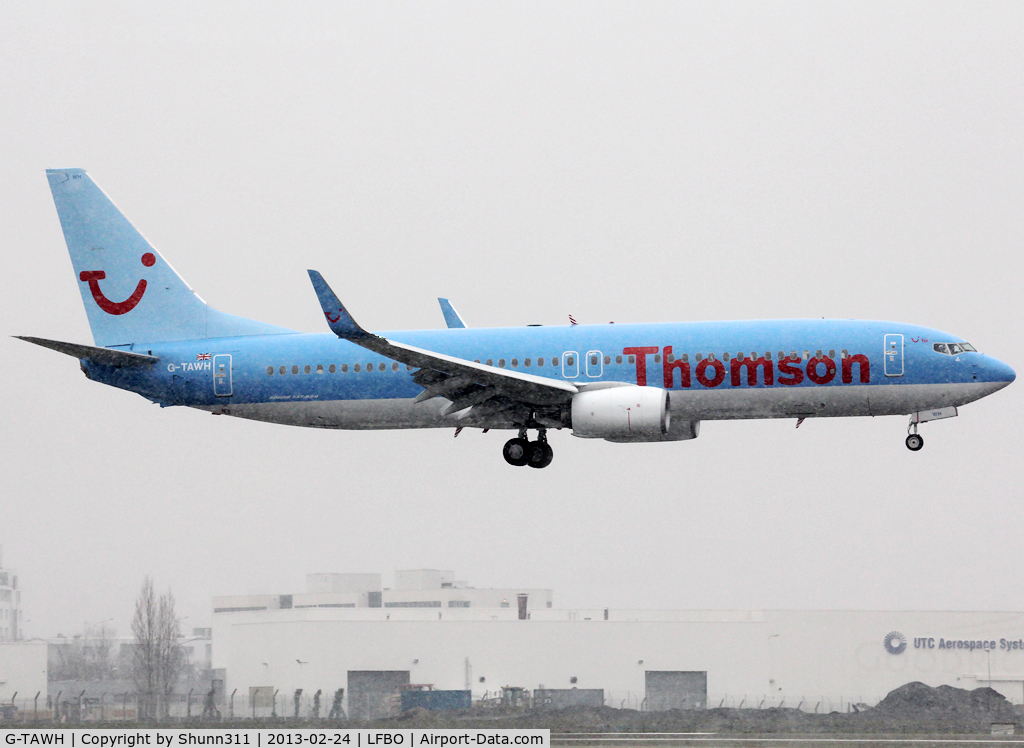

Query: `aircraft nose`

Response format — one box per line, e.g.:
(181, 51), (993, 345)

(980, 355), (1016, 385)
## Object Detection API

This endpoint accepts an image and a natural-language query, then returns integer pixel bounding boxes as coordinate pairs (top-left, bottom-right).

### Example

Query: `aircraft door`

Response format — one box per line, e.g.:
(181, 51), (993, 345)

(586, 350), (603, 377)
(213, 354), (233, 396)
(884, 334), (904, 377)
(562, 351), (579, 379)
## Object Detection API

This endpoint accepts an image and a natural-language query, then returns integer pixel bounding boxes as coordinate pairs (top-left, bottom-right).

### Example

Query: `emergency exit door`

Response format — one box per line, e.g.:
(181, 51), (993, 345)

(884, 334), (903, 377)
(213, 354), (233, 396)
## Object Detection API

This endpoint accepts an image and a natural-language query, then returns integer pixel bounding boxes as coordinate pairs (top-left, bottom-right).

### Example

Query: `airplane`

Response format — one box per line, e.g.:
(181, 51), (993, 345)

(17, 169), (1016, 468)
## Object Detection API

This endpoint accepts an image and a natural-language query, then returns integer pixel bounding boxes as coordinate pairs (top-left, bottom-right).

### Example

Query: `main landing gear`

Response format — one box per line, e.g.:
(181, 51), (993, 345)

(503, 427), (554, 468)
(906, 420), (924, 451)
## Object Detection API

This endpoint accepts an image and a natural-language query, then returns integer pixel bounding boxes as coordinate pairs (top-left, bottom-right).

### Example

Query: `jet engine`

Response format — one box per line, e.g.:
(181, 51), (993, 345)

(571, 385), (671, 441)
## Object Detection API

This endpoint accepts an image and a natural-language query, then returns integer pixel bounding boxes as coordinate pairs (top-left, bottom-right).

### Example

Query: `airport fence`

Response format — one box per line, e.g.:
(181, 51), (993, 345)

(0, 688), (896, 725)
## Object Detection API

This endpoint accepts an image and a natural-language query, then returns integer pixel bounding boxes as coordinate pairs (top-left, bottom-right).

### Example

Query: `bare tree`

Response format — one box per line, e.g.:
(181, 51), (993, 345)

(50, 622), (118, 681)
(131, 577), (185, 720)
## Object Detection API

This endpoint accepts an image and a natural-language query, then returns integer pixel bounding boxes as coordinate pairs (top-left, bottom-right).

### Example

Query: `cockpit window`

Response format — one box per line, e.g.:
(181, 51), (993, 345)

(961, 342), (976, 352)
(948, 343), (963, 355)
(933, 343), (949, 354)
(934, 342), (976, 355)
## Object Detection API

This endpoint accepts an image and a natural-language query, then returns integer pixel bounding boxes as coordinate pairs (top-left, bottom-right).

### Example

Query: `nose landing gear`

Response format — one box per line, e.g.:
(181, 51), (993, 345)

(503, 426), (554, 468)
(904, 407), (956, 451)
(906, 419), (924, 451)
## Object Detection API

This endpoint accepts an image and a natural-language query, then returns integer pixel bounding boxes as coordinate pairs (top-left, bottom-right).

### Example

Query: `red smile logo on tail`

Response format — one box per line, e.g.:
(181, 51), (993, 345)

(80, 253), (155, 315)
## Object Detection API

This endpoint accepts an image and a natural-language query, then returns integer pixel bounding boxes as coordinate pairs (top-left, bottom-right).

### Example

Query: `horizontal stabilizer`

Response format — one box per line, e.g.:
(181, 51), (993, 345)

(15, 336), (158, 366)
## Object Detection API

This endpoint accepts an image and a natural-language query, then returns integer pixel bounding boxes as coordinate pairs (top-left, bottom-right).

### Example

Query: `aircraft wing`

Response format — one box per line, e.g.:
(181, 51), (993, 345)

(308, 271), (576, 419)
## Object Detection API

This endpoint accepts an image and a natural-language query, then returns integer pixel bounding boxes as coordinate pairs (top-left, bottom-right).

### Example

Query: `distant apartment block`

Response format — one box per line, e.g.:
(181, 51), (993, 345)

(213, 570), (553, 614)
(0, 545), (22, 641)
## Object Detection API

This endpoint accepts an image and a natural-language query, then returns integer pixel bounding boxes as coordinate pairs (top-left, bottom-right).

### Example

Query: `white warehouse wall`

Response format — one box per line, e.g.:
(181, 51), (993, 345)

(0, 641), (47, 701)
(211, 609), (1024, 712)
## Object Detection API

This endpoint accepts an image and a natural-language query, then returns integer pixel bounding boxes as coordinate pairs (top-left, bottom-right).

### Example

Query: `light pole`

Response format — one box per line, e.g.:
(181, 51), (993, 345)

(985, 649), (992, 711)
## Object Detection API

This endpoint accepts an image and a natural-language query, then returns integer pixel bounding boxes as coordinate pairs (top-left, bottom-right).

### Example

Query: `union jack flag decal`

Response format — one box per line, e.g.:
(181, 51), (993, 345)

(196, 353), (211, 360)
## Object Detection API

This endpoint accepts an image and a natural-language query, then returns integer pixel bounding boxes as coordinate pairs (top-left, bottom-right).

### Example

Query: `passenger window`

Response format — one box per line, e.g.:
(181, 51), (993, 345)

(329, 364), (336, 373)
(590, 355), (598, 365)
(604, 356), (610, 365)
(764, 352), (772, 360)
(499, 359), (506, 368)
(279, 366), (286, 375)
(341, 364), (348, 373)
(378, 363), (386, 371)
(407, 364), (413, 370)
(316, 364), (324, 374)
(292, 365), (299, 375)
(628, 355), (635, 364)
(525, 358), (532, 367)
(566, 356), (574, 366)
(511, 359), (519, 367)
(354, 364), (361, 372)
(552, 356), (560, 365)
(803, 351), (810, 360)
(304, 365), (311, 374)
(486, 359), (493, 366)
(815, 350), (822, 359)
(681, 354), (688, 363)
(616, 355), (622, 364)
(723, 353), (730, 361)
(695, 354), (702, 362)
(267, 367), (273, 376)
(791, 351), (798, 359)
(653, 354), (661, 363)
(841, 350), (848, 359)
(537, 358), (545, 366)
(392, 363), (399, 371)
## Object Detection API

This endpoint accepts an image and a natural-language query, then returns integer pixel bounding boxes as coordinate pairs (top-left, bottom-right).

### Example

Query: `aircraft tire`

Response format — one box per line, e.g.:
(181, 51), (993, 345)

(503, 437), (531, 466)
(527, 441), (554, 469)
(905, 434), (924, 451)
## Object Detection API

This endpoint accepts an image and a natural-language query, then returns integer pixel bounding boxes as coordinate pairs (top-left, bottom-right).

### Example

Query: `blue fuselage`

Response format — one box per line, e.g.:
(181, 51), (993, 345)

(84, 318), (1014, 430)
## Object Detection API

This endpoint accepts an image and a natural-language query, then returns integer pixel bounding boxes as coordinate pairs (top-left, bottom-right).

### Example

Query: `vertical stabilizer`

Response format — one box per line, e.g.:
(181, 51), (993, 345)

(47, 169), (292, 347)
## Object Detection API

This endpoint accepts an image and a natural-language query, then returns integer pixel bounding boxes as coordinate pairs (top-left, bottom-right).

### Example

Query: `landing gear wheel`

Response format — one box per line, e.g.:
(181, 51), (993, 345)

(905, 434), (924, 451)
(503, 438), (531, 466)
(527, 441), (554, 469)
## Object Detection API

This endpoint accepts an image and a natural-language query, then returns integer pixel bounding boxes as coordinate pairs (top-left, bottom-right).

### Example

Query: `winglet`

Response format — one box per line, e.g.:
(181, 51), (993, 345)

(438, 298), (467, 328)
(307, 270), (372, 340)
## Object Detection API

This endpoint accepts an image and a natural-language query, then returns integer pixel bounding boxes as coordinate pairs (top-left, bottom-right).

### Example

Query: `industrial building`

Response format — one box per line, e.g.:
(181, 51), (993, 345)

(212, 571), (1024, 718)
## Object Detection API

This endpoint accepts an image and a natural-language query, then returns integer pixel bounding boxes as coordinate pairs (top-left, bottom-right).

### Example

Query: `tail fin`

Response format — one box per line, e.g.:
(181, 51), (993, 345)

(47, 169), (292, 347)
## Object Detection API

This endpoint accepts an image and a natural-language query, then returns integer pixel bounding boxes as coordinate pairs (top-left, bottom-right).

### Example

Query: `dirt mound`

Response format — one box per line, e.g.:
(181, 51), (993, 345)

(365, 682), (1022, 735)
(875, 682), (1013, 716)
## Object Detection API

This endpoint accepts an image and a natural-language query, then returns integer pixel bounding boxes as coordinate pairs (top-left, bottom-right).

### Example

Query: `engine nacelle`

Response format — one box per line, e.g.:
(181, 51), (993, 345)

(571, 385), (671, 441)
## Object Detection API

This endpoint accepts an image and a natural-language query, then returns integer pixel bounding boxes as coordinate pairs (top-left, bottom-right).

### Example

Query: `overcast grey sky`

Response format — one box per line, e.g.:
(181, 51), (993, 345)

(2, 2), (1022, 639)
